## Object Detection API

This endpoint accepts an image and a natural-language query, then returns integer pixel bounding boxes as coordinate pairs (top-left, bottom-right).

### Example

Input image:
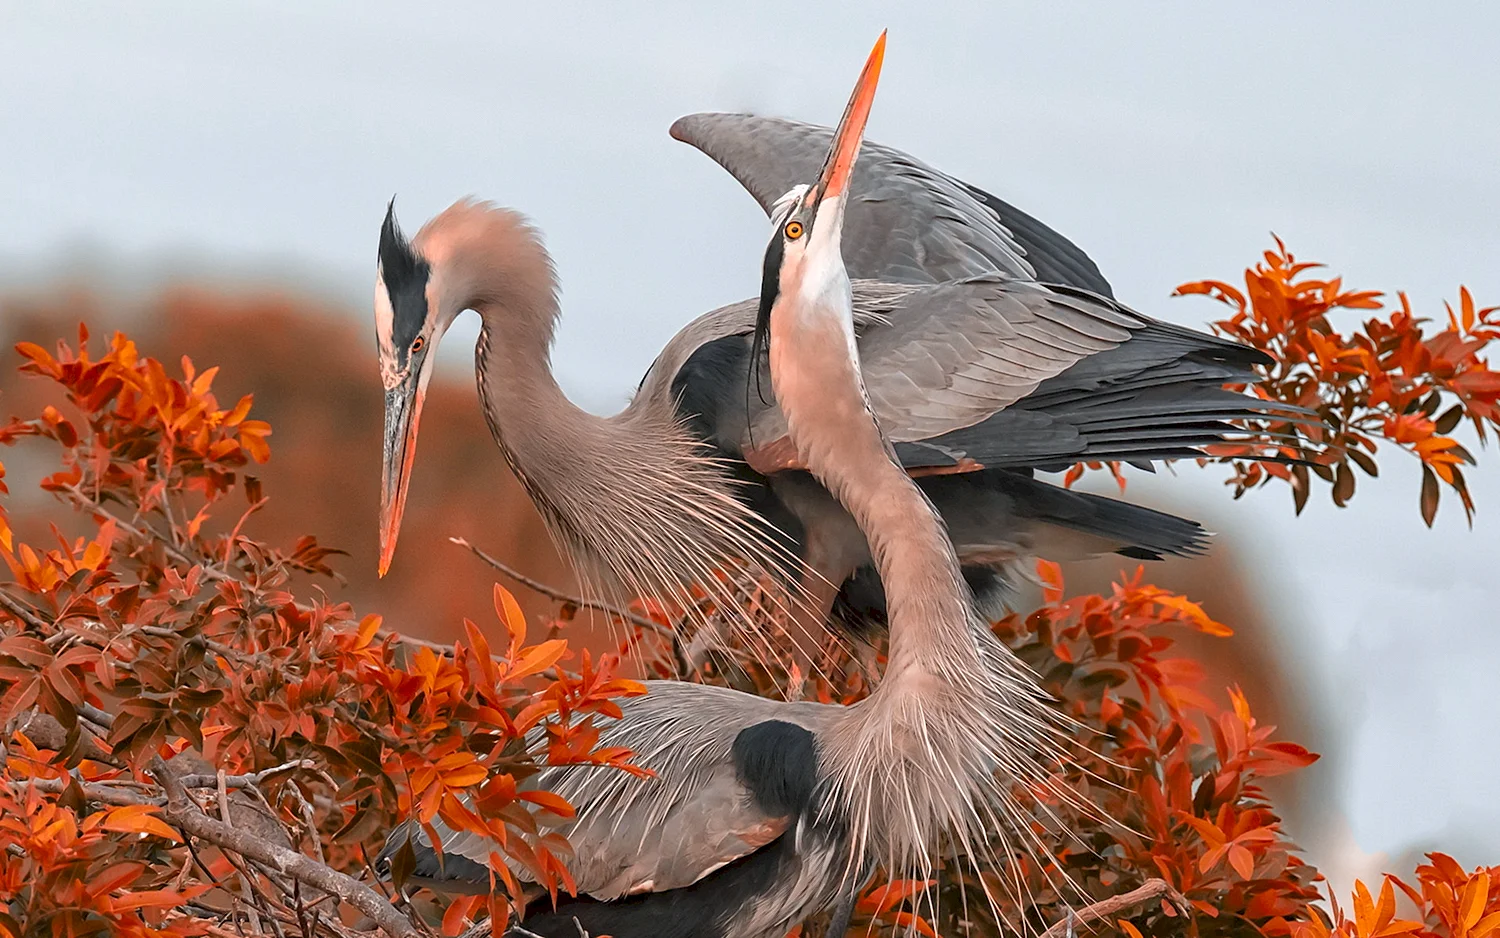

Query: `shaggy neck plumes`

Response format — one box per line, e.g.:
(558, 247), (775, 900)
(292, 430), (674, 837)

(425, 205), (802, 637)
(767, 300), (1077, 894)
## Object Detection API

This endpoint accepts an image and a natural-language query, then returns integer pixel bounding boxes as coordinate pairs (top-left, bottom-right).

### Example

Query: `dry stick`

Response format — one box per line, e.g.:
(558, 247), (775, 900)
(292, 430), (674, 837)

(61, 484), (236, 585)
(218, 768), (266, 936)
(0, 589), (52, 632)
(14, 777), (155, 806)
(148, 756), (419, 938)
(177, 759), (315, 792)
(286, 782), (327, 867)
(78, 702), (116, 728)
(1039, 878), (1191, 938)
(449, 536), (673, 638)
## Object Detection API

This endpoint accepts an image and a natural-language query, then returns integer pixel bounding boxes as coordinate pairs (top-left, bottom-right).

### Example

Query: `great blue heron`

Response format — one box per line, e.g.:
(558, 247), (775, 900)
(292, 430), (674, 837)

(382, 35), (1084, 937)
(374, 58), (1300, 669)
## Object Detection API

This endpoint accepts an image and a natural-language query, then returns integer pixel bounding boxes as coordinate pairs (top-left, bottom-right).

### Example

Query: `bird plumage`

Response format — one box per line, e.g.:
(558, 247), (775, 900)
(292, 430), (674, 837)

(374, 111), (1307, 933)
(669, 113), (1113, 293)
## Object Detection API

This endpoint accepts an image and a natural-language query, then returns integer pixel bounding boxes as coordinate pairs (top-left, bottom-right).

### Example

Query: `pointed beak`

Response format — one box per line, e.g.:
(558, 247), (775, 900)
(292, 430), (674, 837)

(807, 31), (886, 218)
(379, 375), (426, 577)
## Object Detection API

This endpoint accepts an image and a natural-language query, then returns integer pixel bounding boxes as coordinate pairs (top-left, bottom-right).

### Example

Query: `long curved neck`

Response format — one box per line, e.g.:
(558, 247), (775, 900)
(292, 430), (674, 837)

(468, 294), (650, 551)
(463, 278), (787, 624)
(767, 311), (978, 686)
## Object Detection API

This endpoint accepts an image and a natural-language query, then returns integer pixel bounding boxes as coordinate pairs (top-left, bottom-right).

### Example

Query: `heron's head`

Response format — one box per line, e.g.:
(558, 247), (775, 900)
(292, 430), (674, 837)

(373, 202), (444, 577)
(755, 31), (885, 355)
(374, 199), (556, 576)
(374, 200), (558, 575)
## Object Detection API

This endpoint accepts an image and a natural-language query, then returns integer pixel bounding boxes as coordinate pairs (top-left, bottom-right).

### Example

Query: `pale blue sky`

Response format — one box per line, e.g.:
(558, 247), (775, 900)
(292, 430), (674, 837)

(4, 0), (1498, 886)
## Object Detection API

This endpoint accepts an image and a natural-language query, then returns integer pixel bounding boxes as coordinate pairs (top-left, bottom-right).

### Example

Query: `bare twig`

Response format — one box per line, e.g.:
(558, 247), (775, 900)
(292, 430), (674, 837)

(62, 484), (236, 584)
(177, 759), (314, 792)
(0, 589), (52, 632)
(287, 782), (326, 866)
(149, 756), (419, 938)
(449, 537), (671, 637)
(78, 701), (117, 728)
(15, 776), (157, 806)
(1040, 878), (1190, 938)
(219, 768), (266, 936)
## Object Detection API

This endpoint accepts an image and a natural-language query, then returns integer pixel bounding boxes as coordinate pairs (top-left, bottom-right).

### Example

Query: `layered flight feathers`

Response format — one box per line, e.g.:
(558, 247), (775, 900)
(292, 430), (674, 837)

(671, 113), (1112, 294)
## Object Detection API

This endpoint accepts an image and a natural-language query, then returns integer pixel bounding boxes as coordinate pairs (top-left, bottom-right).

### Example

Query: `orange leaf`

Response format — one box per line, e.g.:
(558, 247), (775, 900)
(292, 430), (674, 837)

(518, 790), (576, 819)
(1353, 880), (1377, 936)
(857, 879), (934, 914)
(495, 583), (527, 648)
(509, 639), (568, 682)
(442, 894), (485, 936)
(1036, 559), (1064, 604)
(355, 614), (382, 650)
(1460, 870), (1491, 930)
(85, 861), (147, 898)
(99, 804), (181, 843)
(1227, 843), (1254, 880)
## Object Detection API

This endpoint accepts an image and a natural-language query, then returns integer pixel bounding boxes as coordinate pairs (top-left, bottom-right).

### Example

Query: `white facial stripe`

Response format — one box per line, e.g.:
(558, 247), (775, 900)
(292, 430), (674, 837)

(769, 184), (809, 230)
(425, 274), (448, 332)
(374, 271), (405, 390)
(786, 193), (860, 358)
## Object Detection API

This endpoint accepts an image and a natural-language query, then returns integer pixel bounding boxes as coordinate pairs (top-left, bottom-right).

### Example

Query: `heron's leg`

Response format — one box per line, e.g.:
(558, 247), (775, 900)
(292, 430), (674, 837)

(824, 886), (857, 938)
(785, 558), (843, 700)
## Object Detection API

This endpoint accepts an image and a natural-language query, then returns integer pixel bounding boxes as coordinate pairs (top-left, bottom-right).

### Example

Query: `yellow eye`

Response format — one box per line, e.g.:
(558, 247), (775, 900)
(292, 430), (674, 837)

(784, 220), (804, 240)
(411, 336), (425, 353)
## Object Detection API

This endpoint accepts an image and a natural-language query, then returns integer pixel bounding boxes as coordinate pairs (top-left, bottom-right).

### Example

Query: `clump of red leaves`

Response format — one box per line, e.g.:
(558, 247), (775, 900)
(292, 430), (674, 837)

(1179, 237), (1500, 524)
(0, 328), (643, 938)
(936, 562), (1321, 937)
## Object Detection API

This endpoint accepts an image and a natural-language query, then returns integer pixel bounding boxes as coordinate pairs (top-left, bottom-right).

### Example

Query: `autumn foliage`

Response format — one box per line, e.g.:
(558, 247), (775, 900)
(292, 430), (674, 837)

(1181, 238), (1500, 524)
(0, 244), (1496, 938)
(0, 328), (642, 937)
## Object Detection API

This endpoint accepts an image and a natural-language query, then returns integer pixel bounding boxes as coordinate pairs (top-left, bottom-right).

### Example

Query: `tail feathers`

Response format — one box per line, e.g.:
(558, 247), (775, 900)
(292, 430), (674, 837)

(926, 468), (1208, 558)
(831, 470), (1207, 637)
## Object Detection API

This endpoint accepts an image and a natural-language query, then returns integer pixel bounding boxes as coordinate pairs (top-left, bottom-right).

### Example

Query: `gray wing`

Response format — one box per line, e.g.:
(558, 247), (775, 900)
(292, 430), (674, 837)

(670, 113), (1113, 295)
(854, 278), (1142, 443)
(382, 683), (828, 901)
(648, 279), (1291, 474)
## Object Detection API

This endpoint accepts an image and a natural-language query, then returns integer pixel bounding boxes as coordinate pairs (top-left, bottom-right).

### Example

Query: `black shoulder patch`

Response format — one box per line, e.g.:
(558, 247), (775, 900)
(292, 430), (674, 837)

(670, 334), (750, 447)
(732, 719), (817, 817)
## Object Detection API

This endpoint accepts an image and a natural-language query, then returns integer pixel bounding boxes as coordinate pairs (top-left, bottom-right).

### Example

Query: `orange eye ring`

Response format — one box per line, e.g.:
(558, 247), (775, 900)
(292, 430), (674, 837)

(410, 336), (425, 353)
(784, 220), (804, 240)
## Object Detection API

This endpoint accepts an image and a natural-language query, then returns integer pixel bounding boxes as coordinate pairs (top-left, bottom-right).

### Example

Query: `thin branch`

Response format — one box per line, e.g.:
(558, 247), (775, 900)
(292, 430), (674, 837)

(78, 701), (117, 728)
(149, 755), (419, 938)
(449, 537), (672, 637)
(60, 484), (235, 584)
(177, 759), (315, 791)
(1040, 878), (1190, 938)
(287, 781), (326, 866)
(219, 767), (266, 937)
(17, 776), (157, 806)
(0, 588), (53, 632)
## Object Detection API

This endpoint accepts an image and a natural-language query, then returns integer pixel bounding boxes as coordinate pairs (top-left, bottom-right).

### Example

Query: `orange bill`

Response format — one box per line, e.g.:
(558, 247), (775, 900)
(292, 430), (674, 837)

(812, 30), (887, 204)
(379, 383), (426, 577)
